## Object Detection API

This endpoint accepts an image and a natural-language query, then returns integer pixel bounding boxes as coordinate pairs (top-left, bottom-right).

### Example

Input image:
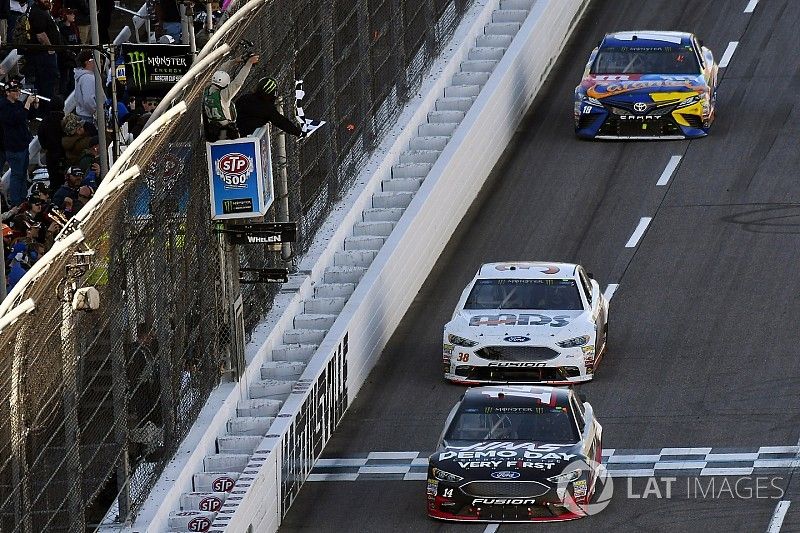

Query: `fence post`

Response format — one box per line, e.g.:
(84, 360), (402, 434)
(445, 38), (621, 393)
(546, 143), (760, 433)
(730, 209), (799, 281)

(61, 279), (85, 531)
(321, 0), (339, 197)
(357, 0), (375, 152)
(10, 325), (32, 532)
(273, 103), (292, 261)
(110, 267), (131, 522)
(390, 0), (408, 101)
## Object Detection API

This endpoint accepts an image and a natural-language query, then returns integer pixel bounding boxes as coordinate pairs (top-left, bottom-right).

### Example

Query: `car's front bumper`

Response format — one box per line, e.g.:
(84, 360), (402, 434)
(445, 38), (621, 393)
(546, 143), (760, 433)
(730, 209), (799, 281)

(575, 108), (710, 139)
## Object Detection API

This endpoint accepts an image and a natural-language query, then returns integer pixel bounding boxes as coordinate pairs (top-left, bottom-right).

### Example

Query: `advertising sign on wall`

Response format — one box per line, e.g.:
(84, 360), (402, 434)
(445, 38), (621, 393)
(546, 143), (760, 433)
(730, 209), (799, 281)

(207, 129), (274, 220)
(122, 43), (192, 96)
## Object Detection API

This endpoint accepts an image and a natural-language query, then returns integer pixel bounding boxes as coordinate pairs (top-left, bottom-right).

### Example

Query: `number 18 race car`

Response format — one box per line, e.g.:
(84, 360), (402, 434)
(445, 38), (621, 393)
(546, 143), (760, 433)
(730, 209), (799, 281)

(442, 262), (608, 385)
(574, 31), (718, 139)
(427, 386), (604, 522)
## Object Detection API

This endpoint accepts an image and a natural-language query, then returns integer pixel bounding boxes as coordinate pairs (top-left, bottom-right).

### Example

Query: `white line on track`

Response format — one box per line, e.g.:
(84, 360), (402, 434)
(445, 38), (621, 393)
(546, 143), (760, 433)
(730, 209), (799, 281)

(483, 524), (500, 533)
(719, 41), (739, 68)
(657, 155), (682, 186)
(744, 0), (758, 13)
(624, 217), (652, 248)
(603, 284), (618, 301)
(767, 501), (790, 532)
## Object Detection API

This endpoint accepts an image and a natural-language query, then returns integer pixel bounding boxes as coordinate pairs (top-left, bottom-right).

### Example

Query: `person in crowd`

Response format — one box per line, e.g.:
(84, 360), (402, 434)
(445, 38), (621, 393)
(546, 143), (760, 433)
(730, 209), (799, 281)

(52, 165), (82, 210)
(202, 54), (260, 141)
(0, 80), (38, 205)
(128, 96), (158, 138)
(74, 50), (97, 123)
(7, 0), (26, 46)
(61, 112), (92, 166)
(38, 94), (67, 192)
(155, 0), (181, 43)
(78, 136), (101, 186)
(57, 7), (80, 95)
(28, 0), (62, 103)
(75, 183), (92, 209)
(63, 0), (88, 43)
(236, 76), (304, 138)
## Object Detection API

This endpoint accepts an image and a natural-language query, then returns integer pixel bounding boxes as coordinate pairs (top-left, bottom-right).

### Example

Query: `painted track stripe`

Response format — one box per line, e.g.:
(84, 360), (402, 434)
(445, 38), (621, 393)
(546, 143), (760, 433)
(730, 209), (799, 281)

(705, 453), (759, 462)
(315, 458), (368, 467)
(403, 472), (428, 481)
(700, 467), (753, 476)
(654, 460), (707, 470)
(753, 459), (796, 468)
(360, 465), (411, 474)
(307, 473), (359, 481)
(767, 501), (790, 533)
(656, 155), (681, 186)
(607, 454), (661, 464)
(483, 524), (500, 533)
(744, 0), (758, 13)
(603, 284), (618, 301)
(719, 41), (739, 68)
(759, 446), (800, 454)
(661, 447), (713, 455)
(624, 217), (652, 248)
(367, 451), (419, 459)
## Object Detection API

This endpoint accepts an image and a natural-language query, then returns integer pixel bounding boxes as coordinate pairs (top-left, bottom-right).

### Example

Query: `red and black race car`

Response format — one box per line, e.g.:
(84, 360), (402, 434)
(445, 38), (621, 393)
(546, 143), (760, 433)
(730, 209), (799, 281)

(427, 386), (606, 522)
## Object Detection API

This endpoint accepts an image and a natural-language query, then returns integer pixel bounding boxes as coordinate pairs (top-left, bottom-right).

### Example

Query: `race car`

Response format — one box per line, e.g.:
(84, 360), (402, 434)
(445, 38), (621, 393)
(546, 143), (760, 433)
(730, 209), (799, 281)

(574, 31), (718, 139)
(442, 262), (608, 385)
(427, 385), (604, 522)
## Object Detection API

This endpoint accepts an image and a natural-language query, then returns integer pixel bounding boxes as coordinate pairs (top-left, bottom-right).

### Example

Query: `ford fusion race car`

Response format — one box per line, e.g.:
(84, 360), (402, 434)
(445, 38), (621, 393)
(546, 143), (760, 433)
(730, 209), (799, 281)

(442, 262), (608, 385)
(574, 31), (718, 139)
(427, 386), (604, 522)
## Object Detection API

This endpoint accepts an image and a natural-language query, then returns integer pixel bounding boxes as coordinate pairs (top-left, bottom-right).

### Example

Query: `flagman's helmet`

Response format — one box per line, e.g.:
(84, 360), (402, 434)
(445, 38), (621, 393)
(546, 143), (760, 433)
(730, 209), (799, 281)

(258, 77), (277, 96)
(211, 71), (231, 88)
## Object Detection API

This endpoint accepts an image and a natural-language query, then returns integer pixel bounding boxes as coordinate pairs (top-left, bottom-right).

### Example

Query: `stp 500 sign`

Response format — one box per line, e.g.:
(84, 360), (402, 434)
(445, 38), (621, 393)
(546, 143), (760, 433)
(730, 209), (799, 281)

(216, 152), (253, 189)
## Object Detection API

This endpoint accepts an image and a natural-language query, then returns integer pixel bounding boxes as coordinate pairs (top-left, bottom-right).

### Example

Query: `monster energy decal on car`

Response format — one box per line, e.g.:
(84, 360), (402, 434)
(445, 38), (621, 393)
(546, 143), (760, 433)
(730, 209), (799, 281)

(122, 43), (191, 96)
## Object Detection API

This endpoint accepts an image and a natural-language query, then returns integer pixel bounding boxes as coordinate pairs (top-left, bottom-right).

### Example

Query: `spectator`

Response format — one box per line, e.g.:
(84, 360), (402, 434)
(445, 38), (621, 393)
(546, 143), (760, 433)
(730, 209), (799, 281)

(28, 0), (62, 102)
(6, 247), (31, 293)
(7, 0), (25, 46)
(78, 136), (101, 186)
(0, 0), (8, 57)
(52, 165), (82, 210)
(128, 96), (158, 138)
(155, 0), (182, 43)
(0, 81), (37, 205)
(38, 94), (67, 192)
(61, 112), (92, 165)
(63, 0), (88, 43)
(236, 77), (304, 138)
(57, 7), (80, 95)
(75, 184), (92, 209)
(74, 50), (96, 123)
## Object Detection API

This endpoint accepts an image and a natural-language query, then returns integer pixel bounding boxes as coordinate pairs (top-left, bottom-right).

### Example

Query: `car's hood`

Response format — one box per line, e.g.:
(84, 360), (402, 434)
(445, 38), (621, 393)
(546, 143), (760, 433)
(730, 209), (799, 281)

(447, 310), (590, 341)
(430, 441), (584, 481)
(580, 73), (706, 99)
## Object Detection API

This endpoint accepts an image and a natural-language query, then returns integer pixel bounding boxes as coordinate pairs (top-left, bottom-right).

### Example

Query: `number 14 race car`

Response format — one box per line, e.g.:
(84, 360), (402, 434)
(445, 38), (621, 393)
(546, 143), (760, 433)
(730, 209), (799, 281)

(574, 31), (718, 139)
(442, 262), (609, 385)
(427, 386), (605, 522)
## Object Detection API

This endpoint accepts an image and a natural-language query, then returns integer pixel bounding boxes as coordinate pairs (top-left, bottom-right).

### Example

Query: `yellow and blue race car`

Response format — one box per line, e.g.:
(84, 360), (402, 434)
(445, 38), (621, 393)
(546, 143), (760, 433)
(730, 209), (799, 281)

(574, 31), (717, 140)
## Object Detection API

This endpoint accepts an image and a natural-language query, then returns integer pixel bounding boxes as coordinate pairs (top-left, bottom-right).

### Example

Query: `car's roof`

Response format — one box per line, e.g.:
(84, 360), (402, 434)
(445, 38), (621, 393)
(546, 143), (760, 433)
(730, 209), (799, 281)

(462, 385), (572, 408)
(477, 262), (579, 280)
(601, 31), (694, 48)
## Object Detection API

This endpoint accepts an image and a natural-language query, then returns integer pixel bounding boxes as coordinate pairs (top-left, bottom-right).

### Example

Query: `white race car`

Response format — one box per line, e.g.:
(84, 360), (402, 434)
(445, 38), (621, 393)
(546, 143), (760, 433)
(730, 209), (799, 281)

(442, 262), (609, 385)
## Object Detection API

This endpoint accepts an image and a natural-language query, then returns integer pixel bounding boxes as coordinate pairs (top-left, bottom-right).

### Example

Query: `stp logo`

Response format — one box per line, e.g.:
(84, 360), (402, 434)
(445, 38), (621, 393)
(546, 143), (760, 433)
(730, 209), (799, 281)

(199, 496), (222, 512)
(187, 517), (211, 532)
(216, 152), (253, 189)
(211, 476), (235, 492)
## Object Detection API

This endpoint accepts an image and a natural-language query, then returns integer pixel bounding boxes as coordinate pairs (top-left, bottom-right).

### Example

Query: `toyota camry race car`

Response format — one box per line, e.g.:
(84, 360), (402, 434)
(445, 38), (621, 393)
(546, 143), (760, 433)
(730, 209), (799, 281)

(427, 386), (604, 522)
(442, 262), (608, 385)
(574, 31), (718, 139)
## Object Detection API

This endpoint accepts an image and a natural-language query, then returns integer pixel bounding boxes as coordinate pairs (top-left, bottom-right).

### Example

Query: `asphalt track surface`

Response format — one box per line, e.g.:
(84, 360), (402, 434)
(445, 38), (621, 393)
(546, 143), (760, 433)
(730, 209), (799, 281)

(280, 1), (800, 531)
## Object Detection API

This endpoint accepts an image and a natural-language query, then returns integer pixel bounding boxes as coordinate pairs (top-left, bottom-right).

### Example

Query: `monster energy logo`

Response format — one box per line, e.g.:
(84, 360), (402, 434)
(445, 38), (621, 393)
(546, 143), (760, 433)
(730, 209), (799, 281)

(127, 51), (147, 88)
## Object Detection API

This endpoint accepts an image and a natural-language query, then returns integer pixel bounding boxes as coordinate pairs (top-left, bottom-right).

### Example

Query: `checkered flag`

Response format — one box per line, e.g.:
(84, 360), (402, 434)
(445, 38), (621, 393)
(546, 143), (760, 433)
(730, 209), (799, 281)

(295, 80), (326, 138)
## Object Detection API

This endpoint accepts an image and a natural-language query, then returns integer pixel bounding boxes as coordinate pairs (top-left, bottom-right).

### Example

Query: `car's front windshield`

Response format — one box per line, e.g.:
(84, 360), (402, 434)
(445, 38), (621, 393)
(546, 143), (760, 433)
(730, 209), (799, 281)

(591, 46), (700, 75)
(464, 279), (583, 311)
(445, 405), (579, 444)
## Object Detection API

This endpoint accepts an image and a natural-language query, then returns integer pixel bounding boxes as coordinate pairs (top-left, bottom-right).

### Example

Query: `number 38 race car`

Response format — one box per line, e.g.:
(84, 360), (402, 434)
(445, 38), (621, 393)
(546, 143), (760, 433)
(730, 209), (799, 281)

(442, 262), (608, 385)
(427, 386), (604, 522)
(574, 31), (718, 139)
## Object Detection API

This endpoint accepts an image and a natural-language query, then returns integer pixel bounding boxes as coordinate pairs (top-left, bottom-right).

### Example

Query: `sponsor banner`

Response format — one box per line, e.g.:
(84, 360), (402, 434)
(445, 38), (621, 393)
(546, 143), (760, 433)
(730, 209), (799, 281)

(207, 128), (274, 220)
(122, 43), (191, 96)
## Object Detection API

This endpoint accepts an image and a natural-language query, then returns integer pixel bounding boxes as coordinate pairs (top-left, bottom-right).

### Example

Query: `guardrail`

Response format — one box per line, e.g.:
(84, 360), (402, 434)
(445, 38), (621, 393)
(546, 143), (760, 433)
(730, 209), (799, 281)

(140, 0), (590, 530)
